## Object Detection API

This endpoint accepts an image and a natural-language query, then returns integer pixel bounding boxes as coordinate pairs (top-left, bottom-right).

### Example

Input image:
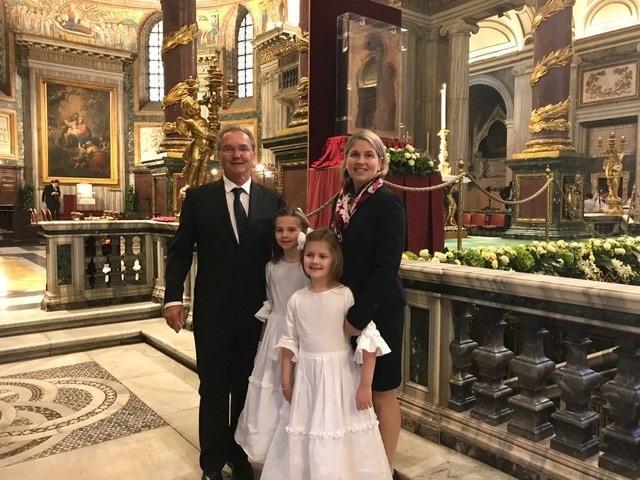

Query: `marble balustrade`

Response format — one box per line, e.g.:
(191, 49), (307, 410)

(399, 261), (640, 480)
(38, 220), (191, 312)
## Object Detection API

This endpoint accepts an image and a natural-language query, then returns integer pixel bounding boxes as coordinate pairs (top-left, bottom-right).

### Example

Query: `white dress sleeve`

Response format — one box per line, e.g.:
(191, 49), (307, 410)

(271, 293), (300, 362)
(255, 263), (273, 322)
(354, 321), (391, 364)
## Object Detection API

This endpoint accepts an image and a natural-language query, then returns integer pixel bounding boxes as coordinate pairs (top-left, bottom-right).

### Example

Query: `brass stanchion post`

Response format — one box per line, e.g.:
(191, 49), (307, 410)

(545, 166), (552, 242)
(457, 158), (465, 251)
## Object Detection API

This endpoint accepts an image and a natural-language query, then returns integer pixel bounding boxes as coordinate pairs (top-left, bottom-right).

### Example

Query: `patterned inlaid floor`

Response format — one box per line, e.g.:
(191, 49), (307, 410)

(0, 360), (166, 467)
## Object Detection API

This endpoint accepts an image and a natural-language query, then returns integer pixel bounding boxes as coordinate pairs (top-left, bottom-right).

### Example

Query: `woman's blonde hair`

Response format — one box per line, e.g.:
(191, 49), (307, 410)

(340, 129), (390, 182)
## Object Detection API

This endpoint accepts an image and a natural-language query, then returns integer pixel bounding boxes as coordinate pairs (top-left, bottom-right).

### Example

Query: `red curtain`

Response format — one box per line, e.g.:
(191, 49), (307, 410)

(306, 167), (342, 228)
(385, 172), (445, 254)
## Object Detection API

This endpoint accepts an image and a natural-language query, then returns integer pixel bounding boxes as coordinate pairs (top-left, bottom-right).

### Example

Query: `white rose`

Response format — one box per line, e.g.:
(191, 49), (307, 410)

(408, 159), (415, 167)
(593, 239), (602, 247)
(401, 253), (409, 260)
(431, 257), (441, 263)
(603, 242), (612, 251)
(434, 252), (447, 261)
(428, 161), (434, 167)
(536, 246), (546, 255)
(491, 259), (499, 269)
(614, 248), (625, 255)
(404, 152), (411, 158)
(499, 255), (509, 265)
(419, 248), (430, 258)
(589, 254), (596, 261)
(454, 259), (461, 265)
(546, 244), (556, 253)
(406, 144), (415, 152)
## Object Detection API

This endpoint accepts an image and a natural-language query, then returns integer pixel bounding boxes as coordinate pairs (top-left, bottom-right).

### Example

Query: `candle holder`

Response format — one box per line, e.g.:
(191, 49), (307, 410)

(438, 128), (451, 176)
(597, 132), (625, 216)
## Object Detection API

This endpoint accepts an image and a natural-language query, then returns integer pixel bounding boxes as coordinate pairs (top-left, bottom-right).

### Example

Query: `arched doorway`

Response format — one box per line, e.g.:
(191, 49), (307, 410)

(467, 84), (509, 211)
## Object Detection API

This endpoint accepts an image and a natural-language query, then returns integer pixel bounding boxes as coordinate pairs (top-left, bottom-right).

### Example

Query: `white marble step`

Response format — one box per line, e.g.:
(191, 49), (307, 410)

(0, 301), (162, 337)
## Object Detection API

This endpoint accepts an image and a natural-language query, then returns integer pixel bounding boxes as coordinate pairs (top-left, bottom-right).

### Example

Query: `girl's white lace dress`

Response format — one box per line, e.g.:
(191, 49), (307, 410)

(261, 285), (392, 480)
(235, 259), (309, 461)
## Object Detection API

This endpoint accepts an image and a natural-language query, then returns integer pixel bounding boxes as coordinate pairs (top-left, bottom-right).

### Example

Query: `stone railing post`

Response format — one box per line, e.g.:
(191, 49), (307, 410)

(448, 301), (478, 411)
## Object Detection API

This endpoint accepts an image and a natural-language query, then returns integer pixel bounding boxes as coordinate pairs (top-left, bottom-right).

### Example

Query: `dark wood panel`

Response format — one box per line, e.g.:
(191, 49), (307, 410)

(134, 171), (153, 217)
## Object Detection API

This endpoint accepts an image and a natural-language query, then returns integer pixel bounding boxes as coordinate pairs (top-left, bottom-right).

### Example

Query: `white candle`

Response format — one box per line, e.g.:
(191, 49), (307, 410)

(440, 83), (447, 131)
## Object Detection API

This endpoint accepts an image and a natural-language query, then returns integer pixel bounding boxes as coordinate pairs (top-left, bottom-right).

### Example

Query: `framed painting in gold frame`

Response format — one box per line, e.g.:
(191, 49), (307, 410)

(0, 109), (17, 159)
(38, 76), (118, 185)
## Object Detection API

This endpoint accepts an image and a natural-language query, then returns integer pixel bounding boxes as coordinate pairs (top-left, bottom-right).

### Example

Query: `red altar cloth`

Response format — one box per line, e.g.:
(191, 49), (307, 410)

(306, 135), (445, 254)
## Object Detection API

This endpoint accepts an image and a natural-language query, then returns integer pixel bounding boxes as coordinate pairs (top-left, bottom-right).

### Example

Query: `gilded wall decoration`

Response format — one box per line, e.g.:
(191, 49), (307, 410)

(38, 77), (118, 185)
(532, 0), (574, 32)
(580, 61), (639, 105)
(6, 0), (146, 51)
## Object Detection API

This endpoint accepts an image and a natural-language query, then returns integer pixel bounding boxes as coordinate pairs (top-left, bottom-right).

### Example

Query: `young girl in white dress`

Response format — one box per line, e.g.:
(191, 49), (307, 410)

(235, 207), (310, 462)
(261, 229), (393, 480)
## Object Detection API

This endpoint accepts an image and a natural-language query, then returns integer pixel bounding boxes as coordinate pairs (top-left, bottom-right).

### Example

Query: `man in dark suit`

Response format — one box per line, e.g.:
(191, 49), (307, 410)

(42, 179), (61, 219)
(164, 125), (284, 480)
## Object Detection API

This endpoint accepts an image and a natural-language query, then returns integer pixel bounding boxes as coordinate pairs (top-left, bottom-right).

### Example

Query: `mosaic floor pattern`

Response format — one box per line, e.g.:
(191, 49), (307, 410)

(0, 360), (166, 467)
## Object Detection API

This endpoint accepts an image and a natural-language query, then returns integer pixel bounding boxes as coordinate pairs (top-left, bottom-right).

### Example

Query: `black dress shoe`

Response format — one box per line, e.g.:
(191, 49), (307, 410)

(393, 469), (401, 480)
(230, 458), (254, 480)
(201, 471), (224, 480)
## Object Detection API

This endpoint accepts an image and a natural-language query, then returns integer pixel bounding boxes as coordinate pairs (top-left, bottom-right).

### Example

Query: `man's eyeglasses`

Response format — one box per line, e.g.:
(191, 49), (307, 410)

(220, 145), (253, 154)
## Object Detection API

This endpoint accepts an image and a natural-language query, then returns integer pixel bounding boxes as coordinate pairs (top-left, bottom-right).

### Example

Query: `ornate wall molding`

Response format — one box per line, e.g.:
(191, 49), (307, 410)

(254, 26), (298, 65)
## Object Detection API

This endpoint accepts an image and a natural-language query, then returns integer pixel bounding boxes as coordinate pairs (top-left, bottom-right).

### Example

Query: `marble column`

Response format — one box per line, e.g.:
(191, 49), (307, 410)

(517, 0), (575, 157)
(289, 0), (309, 127)
(440, 20), (478, 171)
(160, 0), (198, 155)
(510, 63), (533, 158)
(259, 63), (281, 167)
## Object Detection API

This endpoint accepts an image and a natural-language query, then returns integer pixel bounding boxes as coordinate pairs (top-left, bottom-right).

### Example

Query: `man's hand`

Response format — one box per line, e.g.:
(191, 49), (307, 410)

(164, 304), (187, 333)
(343, 319), (361, 337)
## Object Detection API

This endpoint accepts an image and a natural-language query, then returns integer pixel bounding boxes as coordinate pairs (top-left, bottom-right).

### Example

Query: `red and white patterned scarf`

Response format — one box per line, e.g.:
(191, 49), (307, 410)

(332, 177), (384, 240)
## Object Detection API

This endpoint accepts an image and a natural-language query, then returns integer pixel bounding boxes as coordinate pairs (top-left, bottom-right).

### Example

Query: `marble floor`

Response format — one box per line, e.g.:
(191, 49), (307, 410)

(0, 246), (46, 300)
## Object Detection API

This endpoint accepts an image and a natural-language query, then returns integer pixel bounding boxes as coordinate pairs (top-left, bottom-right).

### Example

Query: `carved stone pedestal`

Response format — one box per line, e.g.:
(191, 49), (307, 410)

(263, 126), (308, 208)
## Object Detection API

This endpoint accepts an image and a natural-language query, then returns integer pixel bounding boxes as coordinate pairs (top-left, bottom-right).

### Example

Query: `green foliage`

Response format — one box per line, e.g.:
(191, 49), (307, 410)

(387, 145), (439, 176)
(21, 183), (35, 211)
(125, 184), (137, 213)
(404, 237), (640, 285)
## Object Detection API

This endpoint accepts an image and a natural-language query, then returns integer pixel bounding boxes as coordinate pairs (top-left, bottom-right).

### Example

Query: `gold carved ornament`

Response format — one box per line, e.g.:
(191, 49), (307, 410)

(161, 77), (199, 110)
(529, 98), (571, 134)
(532, 0), (575, 32)
(530, 46), (573, 86)
(162, 23), (199, 55)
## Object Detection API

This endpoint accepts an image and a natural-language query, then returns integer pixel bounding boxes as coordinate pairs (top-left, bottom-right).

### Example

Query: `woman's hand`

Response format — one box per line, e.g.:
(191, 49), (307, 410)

(356, 383), (373, 410)
(343, 319), (362, 337)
